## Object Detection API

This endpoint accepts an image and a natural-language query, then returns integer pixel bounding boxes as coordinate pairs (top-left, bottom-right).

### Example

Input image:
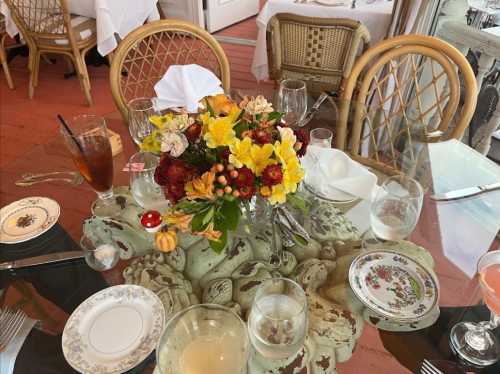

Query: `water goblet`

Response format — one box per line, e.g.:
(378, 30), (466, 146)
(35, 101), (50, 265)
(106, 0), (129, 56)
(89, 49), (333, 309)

(156, 304), (249, 374)
(248, 278), (308, 360)
(363, 175), (424, 248)
(450, 249), (500, 366)
(128, 151), (168, 210)
(128, 97), (156, 145)
(310, 128), (333, 148)
(60, 114), (122, 217)
(277, 79), (307, 127)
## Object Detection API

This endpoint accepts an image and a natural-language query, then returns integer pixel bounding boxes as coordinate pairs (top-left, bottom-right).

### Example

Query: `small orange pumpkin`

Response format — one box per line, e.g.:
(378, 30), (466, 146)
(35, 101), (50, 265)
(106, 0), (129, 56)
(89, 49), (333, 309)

(155, 227), (177, 253)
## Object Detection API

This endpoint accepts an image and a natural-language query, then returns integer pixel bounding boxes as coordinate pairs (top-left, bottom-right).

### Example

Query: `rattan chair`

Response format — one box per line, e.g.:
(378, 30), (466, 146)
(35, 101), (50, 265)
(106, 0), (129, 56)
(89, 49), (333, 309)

(1, 14), (14, 89)
(336, 34), (478, 175)
(110, 20), (230, 123)
(266, 14), (370, 98)
(5, 0), (97, 105)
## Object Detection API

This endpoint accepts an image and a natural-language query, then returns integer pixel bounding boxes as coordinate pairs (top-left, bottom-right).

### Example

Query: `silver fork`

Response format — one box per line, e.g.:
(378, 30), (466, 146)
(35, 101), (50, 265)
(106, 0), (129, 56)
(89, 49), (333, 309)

(21, 171), (78, 179)
(420, 359), (443, 374)
(0, 308), (27, 352)
(15, 173), (84, 187)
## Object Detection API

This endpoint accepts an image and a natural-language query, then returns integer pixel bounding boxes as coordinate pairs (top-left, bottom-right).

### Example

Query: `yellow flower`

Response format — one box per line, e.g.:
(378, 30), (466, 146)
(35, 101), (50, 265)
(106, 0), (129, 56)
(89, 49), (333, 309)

(229, 137), (252, 168)
(203, 116), (237, 148)
(205, 94), (239, 116)
(163, 211), (193, 232)
(139, 130), (162, 153)
(185, 171), (216, 200)
(199, 112), (211, 134)
(249, 143), (276, 176)
(260, 186), (272, 197)
(274, 140), (297, 165)
(149, 113), (174, 130)
(268, 184), (287, 205)
(198, 222), (222, 241)
(282, 157), (304, 193)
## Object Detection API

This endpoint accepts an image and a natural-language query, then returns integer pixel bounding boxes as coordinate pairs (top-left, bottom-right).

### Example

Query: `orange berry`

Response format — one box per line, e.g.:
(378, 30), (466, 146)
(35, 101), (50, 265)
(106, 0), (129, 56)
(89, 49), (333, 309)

(217, 175), (227, 185)
(224, 186), (232, 194)
(226, 164), (235, 171)
(232, 190), (240, 198)
(230, 170), (238, 179)
(216, 189), (224, 197)
(215, 163), (224, 172)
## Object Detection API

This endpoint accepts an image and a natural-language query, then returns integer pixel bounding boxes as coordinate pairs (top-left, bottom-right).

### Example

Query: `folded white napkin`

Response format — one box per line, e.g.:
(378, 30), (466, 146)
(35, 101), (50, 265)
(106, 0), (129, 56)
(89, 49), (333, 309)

(301, 146), (377, 201)
(153, 64), (224, 112)
(0, 317), (37, 374)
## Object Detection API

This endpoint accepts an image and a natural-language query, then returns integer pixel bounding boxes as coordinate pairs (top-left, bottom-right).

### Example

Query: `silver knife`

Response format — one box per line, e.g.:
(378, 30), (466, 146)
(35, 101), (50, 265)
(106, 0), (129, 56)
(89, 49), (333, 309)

(431, 182), (500, 201)
(0, 251), (84, 271)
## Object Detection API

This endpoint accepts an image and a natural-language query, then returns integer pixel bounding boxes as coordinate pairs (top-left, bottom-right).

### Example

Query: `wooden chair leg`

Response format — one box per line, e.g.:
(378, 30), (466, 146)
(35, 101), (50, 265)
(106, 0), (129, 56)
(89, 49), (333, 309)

(0, 44), (14, 90)
(28, 51), (40, 99)
(74, 52), (93, 106)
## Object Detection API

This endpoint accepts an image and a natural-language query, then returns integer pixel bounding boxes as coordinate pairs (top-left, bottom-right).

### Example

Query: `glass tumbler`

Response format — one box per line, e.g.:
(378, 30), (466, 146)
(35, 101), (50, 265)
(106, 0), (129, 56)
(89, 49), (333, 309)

(156, 304), (249, 374)
(310, 128), (333, 148)
(128, 152), (167, 210)
(277, 79), (307, 127)
(128, 97), (156, 145)
(80, 234), (120, 271)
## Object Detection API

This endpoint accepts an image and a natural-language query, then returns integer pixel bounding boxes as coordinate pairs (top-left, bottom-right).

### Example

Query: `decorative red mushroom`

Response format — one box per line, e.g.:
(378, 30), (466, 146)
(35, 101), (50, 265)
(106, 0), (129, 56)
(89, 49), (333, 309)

(140, 210), (162, 233)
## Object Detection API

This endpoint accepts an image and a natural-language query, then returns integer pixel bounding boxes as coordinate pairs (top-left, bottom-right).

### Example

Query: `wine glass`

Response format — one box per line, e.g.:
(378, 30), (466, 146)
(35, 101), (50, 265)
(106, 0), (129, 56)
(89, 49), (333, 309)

(60, 115), (122, 217)
(156, 304), (249, 374)
(450, 250), (500, 366)
(128, 97), (156, 145)
(248, 278), (308, 360)
(277, 79), (307, 127)
(128, 152), (168, 210)
(309, 128), (333, 148)
(363, 175), (424, 247)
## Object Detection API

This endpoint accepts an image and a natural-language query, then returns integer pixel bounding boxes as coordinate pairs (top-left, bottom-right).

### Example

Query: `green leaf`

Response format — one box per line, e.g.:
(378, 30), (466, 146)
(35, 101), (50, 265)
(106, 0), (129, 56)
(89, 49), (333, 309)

(234, 122), (249, 137)
(202, 206), (215, 226)
(287, 193), (308, 214)
(191, 210), (211, 232)
(217, 199), (240, 231)
(209, 230), (228, 253)
(222, 194), (236, 202)
(268, 111), (284, 122)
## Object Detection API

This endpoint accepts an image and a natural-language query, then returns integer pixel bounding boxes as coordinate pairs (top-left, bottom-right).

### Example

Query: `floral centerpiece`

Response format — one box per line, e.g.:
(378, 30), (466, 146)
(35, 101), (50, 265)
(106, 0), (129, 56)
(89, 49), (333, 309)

(140, 94), (309, 253)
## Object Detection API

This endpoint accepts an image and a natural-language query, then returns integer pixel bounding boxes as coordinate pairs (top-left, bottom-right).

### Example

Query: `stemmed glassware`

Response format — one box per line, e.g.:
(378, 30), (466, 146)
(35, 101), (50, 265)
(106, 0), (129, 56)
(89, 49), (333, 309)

(450, 250), (500, 366)
(60, 114), (122, 217)
(128, 97), (156, 145)
(156, 304), (249, 374)
(277, 79), (307, 127)
(309, 128), (333, 148)
(363, 175), (424, 247)
(128, 151), (168, 210)
(248, 278), (308, 360)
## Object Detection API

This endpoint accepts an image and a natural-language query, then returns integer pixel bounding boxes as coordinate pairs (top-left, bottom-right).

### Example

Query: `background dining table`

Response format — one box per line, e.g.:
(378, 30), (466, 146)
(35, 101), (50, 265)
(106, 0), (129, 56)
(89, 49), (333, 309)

(0, 0), (160, 56)
(251, 0), (395, 80)
(1, 93), (500, 373)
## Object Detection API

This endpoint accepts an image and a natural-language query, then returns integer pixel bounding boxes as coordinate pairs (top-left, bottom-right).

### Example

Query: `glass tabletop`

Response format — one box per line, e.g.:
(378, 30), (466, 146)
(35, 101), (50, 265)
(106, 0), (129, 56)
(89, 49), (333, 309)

(1, 99), (500, 373)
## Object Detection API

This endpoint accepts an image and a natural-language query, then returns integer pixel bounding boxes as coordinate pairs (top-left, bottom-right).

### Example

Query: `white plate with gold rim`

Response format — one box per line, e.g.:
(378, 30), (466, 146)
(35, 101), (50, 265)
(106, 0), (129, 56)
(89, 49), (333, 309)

(62, 285), (165, 374)
(0, 197), (60, 244)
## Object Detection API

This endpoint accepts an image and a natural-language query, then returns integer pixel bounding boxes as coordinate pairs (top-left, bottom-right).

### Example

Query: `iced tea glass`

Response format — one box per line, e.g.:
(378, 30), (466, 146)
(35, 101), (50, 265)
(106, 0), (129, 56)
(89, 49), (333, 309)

(450, 250), (500, 366)
(60, 115), (121, 217)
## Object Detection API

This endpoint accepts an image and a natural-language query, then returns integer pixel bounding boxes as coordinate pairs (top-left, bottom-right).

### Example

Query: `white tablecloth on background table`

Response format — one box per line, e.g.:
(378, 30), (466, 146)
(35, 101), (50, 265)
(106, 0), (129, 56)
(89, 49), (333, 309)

(0, 0), (160, 56)
(251, 0), (394, 80)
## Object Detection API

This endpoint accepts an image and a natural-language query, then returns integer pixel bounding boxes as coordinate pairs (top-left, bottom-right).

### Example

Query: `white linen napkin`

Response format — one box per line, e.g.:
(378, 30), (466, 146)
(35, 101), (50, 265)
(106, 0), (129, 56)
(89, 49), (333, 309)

(153, 64), (224, 112)
(0, 317), (37, 374)
(301, 146), (378, 201)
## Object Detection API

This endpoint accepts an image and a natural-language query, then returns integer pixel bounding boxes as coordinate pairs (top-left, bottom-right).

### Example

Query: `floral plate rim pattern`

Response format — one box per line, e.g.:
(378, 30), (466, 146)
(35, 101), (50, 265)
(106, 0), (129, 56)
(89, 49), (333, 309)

(348, 249), (439, 322)
(62, 285), (165, 374)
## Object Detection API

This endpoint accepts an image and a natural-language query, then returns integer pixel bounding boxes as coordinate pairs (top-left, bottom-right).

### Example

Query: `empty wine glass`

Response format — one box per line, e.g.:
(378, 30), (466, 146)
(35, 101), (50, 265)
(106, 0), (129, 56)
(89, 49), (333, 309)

(277, 79), (307, 127)
(363, 175), (424, 247)
(128, 97), (156, 145)
(310, 128), (333, 148)
(156, 304), (249, 374)
(450, 250), (500, 366)
(129, 152), (168, 210)
(248, 278), (308, 360)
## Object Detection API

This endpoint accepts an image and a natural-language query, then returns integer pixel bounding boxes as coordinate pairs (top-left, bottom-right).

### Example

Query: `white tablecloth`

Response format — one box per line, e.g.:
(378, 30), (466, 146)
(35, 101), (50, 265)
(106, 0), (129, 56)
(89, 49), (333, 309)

(251, 0), (394, 80)
(0, 0), (160, 56)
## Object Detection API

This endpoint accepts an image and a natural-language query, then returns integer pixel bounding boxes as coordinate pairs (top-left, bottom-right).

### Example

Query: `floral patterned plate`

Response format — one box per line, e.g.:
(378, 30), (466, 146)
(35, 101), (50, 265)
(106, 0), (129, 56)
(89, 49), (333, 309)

(62, 285), (165, 374)
(348, 250), (439, 322)
(0, 197), (60, 244)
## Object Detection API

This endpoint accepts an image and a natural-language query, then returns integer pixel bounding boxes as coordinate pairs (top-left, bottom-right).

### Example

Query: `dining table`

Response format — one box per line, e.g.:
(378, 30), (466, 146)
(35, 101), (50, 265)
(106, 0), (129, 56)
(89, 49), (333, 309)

(251, 0), (394, 81)
(1, 93), (500, 374)
(0, 0), (160, 56)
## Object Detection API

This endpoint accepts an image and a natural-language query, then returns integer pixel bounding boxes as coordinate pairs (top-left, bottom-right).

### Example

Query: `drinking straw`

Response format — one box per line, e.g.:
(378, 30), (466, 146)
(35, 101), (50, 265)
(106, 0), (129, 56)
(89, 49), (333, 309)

(57, 114), (84, 154)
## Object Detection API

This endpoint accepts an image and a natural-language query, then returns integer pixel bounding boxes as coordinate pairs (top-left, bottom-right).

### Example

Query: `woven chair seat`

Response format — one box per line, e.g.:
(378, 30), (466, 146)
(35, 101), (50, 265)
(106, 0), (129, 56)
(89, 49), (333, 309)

(37, 14), (95, 47)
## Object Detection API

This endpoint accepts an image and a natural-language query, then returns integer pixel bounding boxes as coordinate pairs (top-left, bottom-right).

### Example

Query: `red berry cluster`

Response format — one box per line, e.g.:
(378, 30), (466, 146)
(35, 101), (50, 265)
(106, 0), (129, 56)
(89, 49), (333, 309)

(212, 164), (256, 200)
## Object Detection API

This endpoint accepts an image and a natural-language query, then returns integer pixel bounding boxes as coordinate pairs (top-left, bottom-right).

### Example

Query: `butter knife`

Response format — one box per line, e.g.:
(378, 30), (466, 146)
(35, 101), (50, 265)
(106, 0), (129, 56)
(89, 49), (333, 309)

(0, 251), (84, 271)
(431, 182), (500, 201)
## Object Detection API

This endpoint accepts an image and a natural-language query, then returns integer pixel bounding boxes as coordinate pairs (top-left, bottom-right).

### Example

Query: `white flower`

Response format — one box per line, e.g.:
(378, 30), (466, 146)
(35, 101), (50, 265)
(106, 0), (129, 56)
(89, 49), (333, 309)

(165, 113), (194, 132)
(278, 126), (297, 145)
(161, 132), (189, 157)
(245, 95), (273, 116)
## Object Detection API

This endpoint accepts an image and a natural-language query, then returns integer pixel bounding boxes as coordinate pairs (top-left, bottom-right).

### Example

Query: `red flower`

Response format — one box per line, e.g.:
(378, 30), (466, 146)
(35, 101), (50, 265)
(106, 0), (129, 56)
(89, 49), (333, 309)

(253, 129), (272, 144)
(239, 185), (255, 200)
(261, 164), (283, 186)
(154, 156), (173, 185)
(164, 182), (186, 203)
(185, 123), (202, 142)
(294, 129), (309, 157)
(234, 167), (255, 188)
(166, 159), (194, 183)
